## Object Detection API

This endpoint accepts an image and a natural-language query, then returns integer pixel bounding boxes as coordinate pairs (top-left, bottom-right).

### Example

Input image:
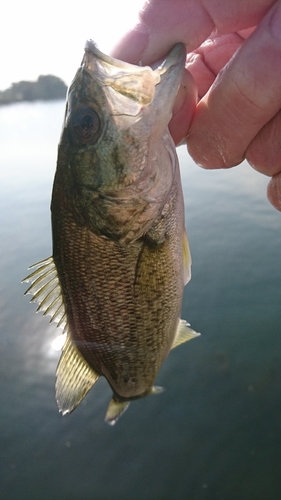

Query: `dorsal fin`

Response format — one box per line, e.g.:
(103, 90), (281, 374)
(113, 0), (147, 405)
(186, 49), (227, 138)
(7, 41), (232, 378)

(22, 257), (67, 331)
(23, 257), (99, 414)
(56, 334), (100, 415)
(172, 320), (200, 349)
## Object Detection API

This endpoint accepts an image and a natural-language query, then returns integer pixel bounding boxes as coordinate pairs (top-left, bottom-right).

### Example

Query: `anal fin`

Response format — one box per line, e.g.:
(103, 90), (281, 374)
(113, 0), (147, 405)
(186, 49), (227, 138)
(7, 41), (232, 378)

(172, 319), (200, 349)
(56, 334), (100, 415)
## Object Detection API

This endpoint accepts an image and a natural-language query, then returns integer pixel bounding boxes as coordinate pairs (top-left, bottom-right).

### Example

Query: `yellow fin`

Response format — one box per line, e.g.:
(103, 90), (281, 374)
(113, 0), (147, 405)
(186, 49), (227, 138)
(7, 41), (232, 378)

(172, 320), (201, 350)
(104, 399), (130, 426)
(22, 257), (67, 331)
(183, 229), (192, 285)
(56, 334), (100, 415)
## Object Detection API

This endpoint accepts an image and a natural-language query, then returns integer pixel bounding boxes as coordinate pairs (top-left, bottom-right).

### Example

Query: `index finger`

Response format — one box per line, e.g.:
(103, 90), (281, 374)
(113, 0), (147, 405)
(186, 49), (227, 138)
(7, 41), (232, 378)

(111, 0), (275, 64)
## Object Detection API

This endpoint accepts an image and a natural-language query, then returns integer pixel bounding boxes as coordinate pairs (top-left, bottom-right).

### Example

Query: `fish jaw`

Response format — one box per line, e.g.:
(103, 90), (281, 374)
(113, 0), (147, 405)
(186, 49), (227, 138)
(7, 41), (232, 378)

(82, 40), (186, 138)
(84, 39), (161, 107)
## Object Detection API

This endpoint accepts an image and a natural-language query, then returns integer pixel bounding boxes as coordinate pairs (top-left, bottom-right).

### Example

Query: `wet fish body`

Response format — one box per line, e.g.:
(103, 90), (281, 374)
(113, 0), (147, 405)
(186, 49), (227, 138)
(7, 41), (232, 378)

(23, 41), (199, 424)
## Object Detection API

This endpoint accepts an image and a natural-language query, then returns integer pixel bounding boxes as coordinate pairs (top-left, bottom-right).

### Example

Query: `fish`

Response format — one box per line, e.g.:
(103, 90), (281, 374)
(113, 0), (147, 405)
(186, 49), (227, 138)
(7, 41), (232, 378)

(22, 40), (200, 425)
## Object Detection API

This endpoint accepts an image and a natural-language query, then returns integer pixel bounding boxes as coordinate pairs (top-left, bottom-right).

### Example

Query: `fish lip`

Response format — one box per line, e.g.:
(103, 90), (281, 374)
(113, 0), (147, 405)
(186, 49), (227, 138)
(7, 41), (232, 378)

(156, 43), (186, 76)
(84, 39), (139, 70)
(84, 38), (186, 75)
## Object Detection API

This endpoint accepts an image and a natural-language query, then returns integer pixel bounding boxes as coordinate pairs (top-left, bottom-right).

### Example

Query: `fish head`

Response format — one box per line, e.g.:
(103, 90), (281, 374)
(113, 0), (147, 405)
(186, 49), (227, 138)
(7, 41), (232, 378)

(53, 40), (186, 241)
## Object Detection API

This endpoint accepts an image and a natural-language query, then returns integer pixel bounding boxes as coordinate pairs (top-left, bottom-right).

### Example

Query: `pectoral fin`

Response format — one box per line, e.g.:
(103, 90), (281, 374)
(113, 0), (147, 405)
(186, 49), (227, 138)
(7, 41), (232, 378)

(183, 229), (192, 285)
(172, 319), (200, 349)
(56, 334), (100, 415)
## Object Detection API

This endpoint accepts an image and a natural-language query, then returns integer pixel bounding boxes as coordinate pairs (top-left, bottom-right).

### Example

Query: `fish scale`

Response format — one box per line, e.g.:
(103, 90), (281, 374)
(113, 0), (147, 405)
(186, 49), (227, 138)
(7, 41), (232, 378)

(23, 40), (200, 425)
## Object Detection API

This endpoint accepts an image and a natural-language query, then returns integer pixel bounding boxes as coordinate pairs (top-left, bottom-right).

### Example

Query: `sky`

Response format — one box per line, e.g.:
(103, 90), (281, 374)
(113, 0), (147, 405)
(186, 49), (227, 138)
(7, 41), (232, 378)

(1, 0), (145, 90)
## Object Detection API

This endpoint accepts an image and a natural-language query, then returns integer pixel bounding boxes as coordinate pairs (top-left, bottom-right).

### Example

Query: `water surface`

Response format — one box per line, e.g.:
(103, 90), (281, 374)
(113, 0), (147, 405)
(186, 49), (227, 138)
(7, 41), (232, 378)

(0, 101), (281, 500)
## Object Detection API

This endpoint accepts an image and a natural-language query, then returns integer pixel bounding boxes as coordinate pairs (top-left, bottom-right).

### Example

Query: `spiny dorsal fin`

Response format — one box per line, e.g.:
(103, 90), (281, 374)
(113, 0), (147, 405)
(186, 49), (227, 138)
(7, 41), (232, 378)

(183, 229), (192, 285)
(105, 399), (130, 426)
(56, 334), (100, 415)
(172, 320), (201, 350)
(22, 257), (67, 331)
(23, 257), (99, 414)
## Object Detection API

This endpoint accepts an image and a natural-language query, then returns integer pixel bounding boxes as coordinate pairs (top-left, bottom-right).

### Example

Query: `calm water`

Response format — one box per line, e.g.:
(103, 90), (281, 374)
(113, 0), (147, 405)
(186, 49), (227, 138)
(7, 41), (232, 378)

(0, 101), (281, 500)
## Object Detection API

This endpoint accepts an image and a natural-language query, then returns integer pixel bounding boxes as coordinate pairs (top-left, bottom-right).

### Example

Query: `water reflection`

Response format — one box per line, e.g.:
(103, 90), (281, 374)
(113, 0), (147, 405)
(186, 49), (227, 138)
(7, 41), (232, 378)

(50, 333), (66, 352)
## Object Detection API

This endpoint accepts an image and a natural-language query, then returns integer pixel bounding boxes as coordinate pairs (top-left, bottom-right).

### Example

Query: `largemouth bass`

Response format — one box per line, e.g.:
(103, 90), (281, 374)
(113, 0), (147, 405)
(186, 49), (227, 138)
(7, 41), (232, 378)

(23, 40), (200, 425)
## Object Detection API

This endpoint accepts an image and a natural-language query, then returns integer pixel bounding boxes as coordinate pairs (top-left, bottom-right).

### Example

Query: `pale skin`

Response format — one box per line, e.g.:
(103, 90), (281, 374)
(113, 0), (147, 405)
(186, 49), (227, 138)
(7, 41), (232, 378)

(112, 0), (281, 211)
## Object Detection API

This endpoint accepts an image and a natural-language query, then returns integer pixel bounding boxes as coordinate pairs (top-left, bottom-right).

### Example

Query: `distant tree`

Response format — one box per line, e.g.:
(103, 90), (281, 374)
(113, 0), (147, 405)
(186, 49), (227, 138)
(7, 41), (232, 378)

(0, 75), (67, 105)
(35, 75), (68, 100)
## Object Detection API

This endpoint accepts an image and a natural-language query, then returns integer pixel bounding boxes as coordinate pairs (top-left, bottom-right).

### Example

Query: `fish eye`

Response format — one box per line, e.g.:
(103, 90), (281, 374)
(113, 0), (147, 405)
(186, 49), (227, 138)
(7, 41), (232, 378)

(72, 106), (101, 143)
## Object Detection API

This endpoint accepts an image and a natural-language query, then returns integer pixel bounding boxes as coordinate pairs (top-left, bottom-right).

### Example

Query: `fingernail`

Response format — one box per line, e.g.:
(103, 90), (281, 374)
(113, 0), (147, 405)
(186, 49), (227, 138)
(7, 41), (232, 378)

(111, 23), (150, 64)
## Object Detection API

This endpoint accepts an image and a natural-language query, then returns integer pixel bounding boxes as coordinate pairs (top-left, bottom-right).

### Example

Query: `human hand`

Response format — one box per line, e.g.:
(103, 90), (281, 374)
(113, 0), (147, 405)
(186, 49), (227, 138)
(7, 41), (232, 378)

(112, 0), (281, 211)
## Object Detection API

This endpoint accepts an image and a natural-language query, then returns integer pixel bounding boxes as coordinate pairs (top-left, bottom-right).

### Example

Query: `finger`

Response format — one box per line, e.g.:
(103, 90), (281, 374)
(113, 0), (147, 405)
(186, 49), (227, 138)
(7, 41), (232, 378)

(169, 70), (197, 146)
(187, 1), (281, 169)
(267, 173), (281, 211)
(111, 0), (214, 64)
(246, 109), (281, 176)
(186, 33), (245, 98)
(237, 27), (257, 39)
(185, 53), (216, 99)
(112, 0), (274, 64)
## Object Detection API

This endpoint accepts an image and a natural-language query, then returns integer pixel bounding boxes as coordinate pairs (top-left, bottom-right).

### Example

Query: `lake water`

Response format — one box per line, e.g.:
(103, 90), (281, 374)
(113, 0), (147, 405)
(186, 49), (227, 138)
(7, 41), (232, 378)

(0, 101), (281, 500)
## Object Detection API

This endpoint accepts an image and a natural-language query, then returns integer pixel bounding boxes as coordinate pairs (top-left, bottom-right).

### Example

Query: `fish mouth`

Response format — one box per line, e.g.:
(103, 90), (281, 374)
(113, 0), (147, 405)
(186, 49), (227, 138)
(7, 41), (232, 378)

(84, 39), (185, 74)
(83, 39), (186, 109)
(84, 39), (145, 70)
